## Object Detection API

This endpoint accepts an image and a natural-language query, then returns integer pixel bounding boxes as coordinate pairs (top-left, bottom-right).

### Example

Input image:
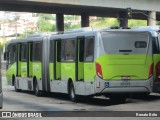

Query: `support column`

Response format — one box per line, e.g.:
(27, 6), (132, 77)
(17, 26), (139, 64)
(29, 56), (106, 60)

(147, 11), (156, 26)
(81, 13), (89, 27)
(119, 11), (128, 28)
(56, 13), (64, 31)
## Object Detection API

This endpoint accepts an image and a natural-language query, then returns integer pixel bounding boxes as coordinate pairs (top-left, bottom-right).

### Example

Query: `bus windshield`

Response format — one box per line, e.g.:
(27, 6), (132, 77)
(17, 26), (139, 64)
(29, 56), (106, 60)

(101, 32), (150, 54)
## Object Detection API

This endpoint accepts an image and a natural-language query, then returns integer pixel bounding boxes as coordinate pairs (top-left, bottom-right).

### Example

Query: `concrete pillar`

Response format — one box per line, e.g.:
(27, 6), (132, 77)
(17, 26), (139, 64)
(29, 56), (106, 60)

(56, 13), (64, 31)
(147, 11), (156, 26)
(119, 11), (128, 28)
(81, 13), (89, 27)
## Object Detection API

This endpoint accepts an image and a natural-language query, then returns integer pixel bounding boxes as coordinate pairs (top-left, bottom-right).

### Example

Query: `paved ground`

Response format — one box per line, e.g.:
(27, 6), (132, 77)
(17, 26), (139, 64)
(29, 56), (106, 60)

(1, 77), (160, 119)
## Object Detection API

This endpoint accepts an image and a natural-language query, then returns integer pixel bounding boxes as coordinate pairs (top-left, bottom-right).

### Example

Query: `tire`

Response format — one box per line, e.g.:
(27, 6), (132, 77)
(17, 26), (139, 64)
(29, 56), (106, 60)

(34, 80), (41, 97)
(14, 79), (21, 92)
(69, 82), (77, 102)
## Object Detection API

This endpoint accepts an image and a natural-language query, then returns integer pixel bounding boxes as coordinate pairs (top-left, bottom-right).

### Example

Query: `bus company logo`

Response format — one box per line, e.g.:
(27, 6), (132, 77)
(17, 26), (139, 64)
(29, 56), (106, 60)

(2, 112), (11, 118)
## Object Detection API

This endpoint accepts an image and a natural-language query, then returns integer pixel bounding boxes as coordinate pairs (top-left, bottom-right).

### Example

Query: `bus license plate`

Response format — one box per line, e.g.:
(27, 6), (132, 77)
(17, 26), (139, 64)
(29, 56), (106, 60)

(120, 81), (130, 86)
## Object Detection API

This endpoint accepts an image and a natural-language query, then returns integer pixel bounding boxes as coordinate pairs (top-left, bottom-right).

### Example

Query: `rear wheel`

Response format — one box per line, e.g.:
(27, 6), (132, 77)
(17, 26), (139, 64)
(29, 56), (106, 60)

(69, 82), (77, 102)
(34, 80), (41, 96)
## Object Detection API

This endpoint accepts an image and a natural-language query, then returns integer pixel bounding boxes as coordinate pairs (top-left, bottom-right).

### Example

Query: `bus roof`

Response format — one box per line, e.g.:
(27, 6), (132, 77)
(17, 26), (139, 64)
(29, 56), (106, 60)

(132, 26), (160, 31)
(50, 27), (155, 40)
(7, 26), (159, 44)
(7, 32), (52, 45)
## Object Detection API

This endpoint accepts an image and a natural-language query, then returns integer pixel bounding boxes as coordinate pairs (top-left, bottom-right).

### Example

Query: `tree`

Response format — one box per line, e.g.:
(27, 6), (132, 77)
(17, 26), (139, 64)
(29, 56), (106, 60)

(38, 14), (55, 20)
(128, 20), (147, 27)
(37, 19), (54, 32)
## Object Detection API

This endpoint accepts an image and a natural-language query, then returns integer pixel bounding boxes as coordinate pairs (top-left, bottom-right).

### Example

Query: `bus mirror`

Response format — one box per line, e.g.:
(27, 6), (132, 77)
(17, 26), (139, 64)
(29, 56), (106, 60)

(4, 52), (8, 60)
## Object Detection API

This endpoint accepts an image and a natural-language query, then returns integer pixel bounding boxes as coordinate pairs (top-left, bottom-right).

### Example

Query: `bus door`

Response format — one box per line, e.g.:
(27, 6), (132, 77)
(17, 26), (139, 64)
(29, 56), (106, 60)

(54, 40), (61, 80)
(76, 37), (85, 81)
(83, 37), (95, 82)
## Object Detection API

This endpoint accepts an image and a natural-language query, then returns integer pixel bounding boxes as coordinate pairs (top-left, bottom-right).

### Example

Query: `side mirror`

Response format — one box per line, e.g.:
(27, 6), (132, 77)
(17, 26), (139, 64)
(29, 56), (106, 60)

(4, 52), (8, 60)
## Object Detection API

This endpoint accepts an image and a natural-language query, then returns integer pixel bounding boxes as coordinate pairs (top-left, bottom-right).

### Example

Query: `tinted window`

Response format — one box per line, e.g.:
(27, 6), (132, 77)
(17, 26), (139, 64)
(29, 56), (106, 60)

(135, 41), (147, 48)
(57, 41), (61, 62)
(8, 44), (17, 64)
(50, 40), (54, 62)
(84, 37), (94, 62)
(79, 37), (85, 62)
(61, 39), (75, 62)
(20, 44), (27, 62)
(33, 42), (42, 61)
(101, 32), (149, 54)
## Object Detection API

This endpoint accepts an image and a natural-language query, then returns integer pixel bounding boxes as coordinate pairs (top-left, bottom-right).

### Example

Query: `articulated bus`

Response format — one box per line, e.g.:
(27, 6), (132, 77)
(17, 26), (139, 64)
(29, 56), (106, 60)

(4, 26), (160, 102)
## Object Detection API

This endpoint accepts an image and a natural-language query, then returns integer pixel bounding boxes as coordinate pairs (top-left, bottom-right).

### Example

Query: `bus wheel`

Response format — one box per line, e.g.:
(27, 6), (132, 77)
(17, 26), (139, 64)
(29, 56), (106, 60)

(14, 79), (21, 92)
(69, 82), (77, 102)
(34, 80), (41, 97)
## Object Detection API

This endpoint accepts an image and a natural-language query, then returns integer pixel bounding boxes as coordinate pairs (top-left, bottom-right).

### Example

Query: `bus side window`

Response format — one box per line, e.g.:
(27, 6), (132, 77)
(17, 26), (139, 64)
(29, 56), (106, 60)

(33, 42), (42, 62)
(84, 37), (95, 62)
(79, 37), (85, 62)
(20, 44), (27, 62)
(50, 40), (54, 62)
(152, 37), (160, 54)
(61, 39), (75, 62)
(12, 45), (17, 63)
(30, 43), (33, 61)
(57, 41), (61, 62)
(7, 45), (11, 64)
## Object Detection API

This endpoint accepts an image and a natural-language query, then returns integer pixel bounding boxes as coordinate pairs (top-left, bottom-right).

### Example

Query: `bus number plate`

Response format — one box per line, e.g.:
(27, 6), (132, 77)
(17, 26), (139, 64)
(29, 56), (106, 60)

(120, 82), (130, 86)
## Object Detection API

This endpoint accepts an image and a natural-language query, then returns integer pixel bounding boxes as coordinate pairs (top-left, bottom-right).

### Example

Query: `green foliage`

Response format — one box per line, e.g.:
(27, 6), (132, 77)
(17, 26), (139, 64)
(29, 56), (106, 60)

(64, 23), (80, 30)
(128, 20), (147, 27)
(37, 13), (55, 20)
(37, 19), (54, 32)
(157, 21), (160, 25)
(90, 17), (147, 28)
(90, 18), (119, 27)
(36, 14), (149, 32)
(18, 30), (35, 38)
(36, 13), (56, 32)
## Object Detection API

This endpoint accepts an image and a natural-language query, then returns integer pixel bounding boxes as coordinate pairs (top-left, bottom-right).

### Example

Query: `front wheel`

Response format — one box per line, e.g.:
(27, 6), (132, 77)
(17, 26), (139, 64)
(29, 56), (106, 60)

(69, 82), (77, 102)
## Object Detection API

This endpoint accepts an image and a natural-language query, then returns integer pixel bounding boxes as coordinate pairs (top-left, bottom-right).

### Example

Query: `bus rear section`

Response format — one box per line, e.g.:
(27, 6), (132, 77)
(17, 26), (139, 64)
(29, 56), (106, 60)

(95, 31), (153, 96)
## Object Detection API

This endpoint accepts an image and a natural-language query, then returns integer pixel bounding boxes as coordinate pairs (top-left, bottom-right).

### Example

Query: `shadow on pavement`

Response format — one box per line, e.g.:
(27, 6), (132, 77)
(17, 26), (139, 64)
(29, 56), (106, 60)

(8, 89), (160, 107)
